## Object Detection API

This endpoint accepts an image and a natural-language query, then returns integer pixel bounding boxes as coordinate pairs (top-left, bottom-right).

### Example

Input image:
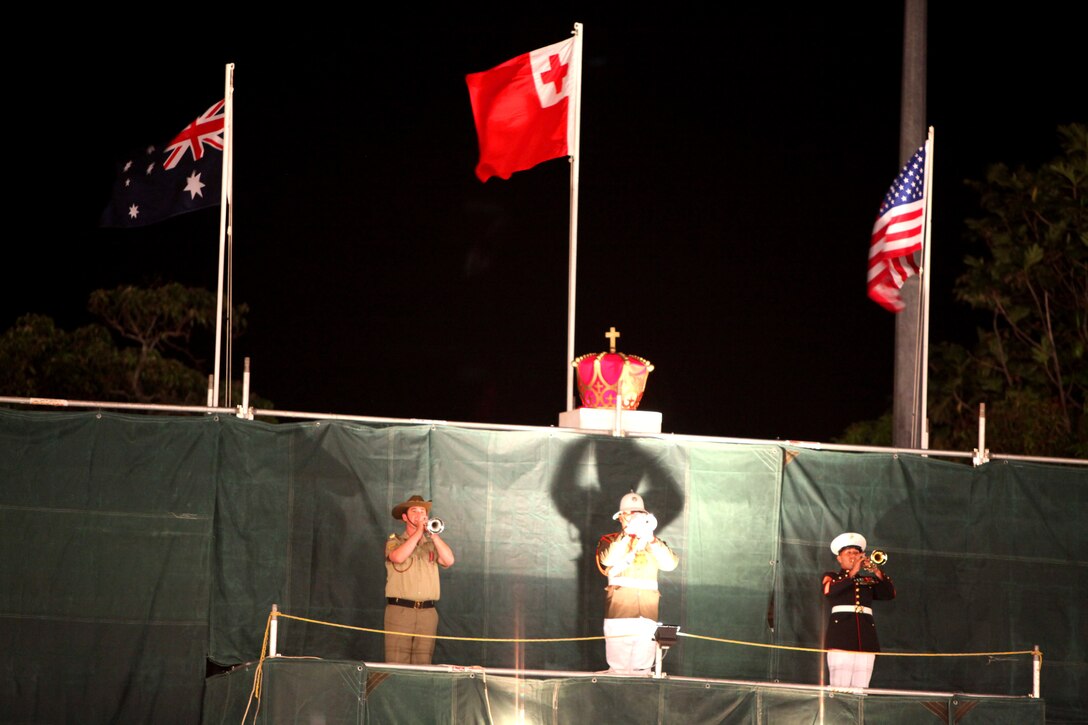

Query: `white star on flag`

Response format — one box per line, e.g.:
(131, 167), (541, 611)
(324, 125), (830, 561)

(184, 171), (206, 199)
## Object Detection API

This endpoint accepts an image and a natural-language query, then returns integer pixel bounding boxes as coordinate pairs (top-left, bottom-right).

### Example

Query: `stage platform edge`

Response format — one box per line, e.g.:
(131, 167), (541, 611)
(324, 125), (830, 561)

(202, 657), (1044, 724)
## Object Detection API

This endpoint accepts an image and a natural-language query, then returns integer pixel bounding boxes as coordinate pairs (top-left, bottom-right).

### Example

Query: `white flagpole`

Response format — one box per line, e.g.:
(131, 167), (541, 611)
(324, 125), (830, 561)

(213, 63), (235, 407)
(565, 22), (584, 412)
(917, 126), (935, 448)
(224, 66), (236, 407)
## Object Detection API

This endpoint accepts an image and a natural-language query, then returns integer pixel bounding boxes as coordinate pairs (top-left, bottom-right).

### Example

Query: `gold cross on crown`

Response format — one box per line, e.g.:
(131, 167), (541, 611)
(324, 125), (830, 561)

(605, 326), (620, 353)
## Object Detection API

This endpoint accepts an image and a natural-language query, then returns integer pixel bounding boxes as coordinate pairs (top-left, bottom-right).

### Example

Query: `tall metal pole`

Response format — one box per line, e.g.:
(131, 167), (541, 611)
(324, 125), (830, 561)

(565, 23), (584, 413)
(213, 63), (235, 408)
(893, 0), (927, 447)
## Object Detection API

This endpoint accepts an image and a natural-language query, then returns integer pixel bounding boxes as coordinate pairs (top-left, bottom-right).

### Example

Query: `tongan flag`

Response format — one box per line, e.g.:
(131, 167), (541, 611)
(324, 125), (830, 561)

(868, 144), (927, 312)
(466, 36), (576, 182)
(100, 100), (225, 228)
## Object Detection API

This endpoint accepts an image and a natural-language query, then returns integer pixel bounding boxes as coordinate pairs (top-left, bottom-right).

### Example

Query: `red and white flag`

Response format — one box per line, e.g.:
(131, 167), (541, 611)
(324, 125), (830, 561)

(868, 144), (928, 312)
(466, 36), (576, 182)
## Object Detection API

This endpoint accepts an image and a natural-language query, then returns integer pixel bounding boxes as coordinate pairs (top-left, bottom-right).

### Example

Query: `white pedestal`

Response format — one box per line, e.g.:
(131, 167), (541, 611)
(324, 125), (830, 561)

(558, 408), (662, 434)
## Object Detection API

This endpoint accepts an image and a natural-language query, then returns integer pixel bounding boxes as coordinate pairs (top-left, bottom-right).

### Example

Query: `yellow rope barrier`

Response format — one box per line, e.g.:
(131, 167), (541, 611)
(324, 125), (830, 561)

(236, 605), (1035, 718)
(238, 608), (1043, 724)
(677, 632), (1040, 658)
(275, 612), (609, 642)
(241, 612), (273, 725)
(263, 609), (1042, 661)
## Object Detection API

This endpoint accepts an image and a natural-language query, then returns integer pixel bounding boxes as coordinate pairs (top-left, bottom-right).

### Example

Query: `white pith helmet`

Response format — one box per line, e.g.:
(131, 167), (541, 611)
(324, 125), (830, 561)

(613, 491), (647, 520)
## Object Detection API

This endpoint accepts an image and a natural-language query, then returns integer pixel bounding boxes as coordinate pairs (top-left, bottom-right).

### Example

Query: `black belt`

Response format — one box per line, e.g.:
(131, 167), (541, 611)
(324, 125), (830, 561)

(387, 597), (436, 609)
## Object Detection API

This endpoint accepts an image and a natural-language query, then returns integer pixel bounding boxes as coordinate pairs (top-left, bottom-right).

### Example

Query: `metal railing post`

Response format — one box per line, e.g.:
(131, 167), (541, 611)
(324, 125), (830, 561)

(269, 603), (280, 658)
(973, 403), (990, 466)
(1032, 644), (1041, 698)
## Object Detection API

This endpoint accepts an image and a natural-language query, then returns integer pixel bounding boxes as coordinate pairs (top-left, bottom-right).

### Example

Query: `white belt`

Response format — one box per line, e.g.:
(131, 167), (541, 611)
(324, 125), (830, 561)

(608, 577), (658, 591)
(832, 605), (872, 615)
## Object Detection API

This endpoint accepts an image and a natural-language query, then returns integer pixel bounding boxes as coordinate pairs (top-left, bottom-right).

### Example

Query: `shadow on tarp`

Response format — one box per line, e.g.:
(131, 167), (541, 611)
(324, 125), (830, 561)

(202, 657), (1045, 725)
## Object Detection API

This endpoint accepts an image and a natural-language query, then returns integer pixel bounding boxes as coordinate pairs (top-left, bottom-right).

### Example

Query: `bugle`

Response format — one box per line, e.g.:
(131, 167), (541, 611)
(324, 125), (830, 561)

(869, 550), (888, 566)
(426, 517), (445, 534)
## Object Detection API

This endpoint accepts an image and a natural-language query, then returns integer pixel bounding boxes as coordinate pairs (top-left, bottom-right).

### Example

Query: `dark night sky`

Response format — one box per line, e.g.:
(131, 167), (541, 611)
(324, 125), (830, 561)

(5, 7), (1085, 442)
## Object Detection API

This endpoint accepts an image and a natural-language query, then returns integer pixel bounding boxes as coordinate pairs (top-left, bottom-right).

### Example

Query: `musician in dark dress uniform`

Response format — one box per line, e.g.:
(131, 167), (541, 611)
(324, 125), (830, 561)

(821, 532), (895, 688)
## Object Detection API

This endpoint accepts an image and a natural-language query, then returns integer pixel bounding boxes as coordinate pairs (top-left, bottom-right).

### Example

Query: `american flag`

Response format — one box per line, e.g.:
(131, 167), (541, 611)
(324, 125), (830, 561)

(867, 144), (927, 312)
(100, 100), (224, 228)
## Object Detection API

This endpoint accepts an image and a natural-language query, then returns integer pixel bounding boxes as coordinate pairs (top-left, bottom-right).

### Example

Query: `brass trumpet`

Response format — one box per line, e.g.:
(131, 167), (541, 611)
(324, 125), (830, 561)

(426, 517), (445, 535)
(869, 550), (888, 566)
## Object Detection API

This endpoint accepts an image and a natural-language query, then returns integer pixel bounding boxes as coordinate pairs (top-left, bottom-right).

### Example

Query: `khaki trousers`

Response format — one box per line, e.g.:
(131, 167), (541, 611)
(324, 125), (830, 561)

(384, 603), (438, 664)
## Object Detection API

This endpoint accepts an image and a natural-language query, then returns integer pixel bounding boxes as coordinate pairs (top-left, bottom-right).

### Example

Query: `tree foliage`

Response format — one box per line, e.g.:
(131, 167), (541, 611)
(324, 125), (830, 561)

(927, 123), (1087, 458)
(0, 283), (250, 407)
(838, 125), (1087, 457)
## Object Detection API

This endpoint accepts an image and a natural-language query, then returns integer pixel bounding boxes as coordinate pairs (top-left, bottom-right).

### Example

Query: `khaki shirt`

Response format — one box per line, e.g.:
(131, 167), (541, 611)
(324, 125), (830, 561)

(385, 533), (442, 601)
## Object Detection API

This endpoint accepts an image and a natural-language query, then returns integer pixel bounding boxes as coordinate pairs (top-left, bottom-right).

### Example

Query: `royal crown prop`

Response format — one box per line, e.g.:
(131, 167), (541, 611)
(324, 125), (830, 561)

(572, 327), (654, 410)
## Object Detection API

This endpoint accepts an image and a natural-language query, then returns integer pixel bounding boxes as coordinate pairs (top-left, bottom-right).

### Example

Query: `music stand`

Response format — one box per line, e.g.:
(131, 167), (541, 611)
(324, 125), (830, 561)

(653, 624), (680, 678)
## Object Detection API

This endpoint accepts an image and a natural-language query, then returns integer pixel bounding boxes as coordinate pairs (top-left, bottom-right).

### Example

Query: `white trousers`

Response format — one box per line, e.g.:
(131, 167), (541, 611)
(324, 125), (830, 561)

(603, 616), (658, 674)
(827, 650), (876, 688)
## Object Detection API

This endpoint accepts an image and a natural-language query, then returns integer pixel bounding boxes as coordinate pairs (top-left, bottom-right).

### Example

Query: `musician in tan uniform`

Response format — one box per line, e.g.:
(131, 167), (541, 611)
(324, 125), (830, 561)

(596, 491), (679, 675)
(384, 494), (455, 664)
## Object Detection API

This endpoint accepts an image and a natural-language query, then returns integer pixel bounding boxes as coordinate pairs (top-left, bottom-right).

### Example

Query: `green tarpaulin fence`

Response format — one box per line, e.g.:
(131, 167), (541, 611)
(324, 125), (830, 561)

(1, 409), (1084, 723)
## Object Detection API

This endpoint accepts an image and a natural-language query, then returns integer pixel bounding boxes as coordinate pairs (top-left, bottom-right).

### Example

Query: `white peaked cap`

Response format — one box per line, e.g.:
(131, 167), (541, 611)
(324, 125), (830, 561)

(830, 532), (867, 555)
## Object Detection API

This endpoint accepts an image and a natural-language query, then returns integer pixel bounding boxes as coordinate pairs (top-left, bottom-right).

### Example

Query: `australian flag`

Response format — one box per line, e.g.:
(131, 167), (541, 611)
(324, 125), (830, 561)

(100, 100), (225, 228)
